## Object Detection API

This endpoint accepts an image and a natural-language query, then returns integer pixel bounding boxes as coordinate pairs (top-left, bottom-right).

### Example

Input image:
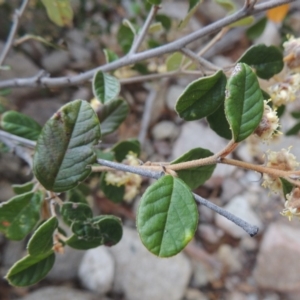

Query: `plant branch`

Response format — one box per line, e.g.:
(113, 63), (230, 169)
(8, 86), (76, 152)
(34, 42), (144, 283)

(0, 0), (294, 89)
(128, 5), (159, 55)
(0, 0), (29, 66)
(0, 129), (36, 148)
(93, 158), (259, 236)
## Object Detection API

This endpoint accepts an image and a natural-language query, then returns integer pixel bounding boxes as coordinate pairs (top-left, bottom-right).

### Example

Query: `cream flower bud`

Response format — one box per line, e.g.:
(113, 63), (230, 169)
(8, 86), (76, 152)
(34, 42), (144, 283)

(262, 148), (299, 193)
(283, 36), (300, 72)
(268, 74), (300, 107)
(281, 187), (300, 221)
(254, 100), (280, 142)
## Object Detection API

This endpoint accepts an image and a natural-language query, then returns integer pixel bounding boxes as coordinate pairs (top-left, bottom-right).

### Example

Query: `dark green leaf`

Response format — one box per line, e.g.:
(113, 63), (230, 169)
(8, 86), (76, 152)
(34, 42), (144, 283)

(98, 99), (129, 135)
(103, 49), (119, 63)
(117, 24), (135, 54)
(1, 111), (42, 141)
(12, 182), (34, 195)
(147, 39), (161, 48)
(33, 100), (101, 192)
(225, 63), (264, 142)
(0, 192), (44, 240)
(155, 14), (171, 30)
(291, 111), (300, 119)
(137, 175), (198, 257)
(71, 221), (101, 240)
(246, 17), (267, 40)
(207, 102), (232, 140)
(280, 178), (294, 199)
(175, 70), (227, 121)
(261, 89), (270, 100)
(147, 0), (161, 4)
(112, 139), (140, 162)
(171, 148), (216, 190)
(27, 217), (58, 256)
(93, 71), (120, 104)
(100, 172), (125, 203)
(41, 0), (73, 27)
(286, 122), (300, 136)
(66, 187), (88, 204)
(277, 105), (285, 118)
(5, 253), (55, 287)
(238, 44), (284, 79)
(66, 234), (103, 250)
(60, 202), (93, 226)
(93, 215), (123, 246)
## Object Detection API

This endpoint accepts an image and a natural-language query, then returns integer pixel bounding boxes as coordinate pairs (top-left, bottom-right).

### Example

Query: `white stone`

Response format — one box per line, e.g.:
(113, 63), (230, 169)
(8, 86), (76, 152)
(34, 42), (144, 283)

(172, 122), (236, 177)
(217, 244), (243, 273)
(166, 85), (185, 111)
(255, 21), (281, 46)
(78, 246), (114, 294)
(215, 194), (263, 238)
(109, 227), (192, 300)
(151, 121), (178, 140)
(41, 51), (70, 73)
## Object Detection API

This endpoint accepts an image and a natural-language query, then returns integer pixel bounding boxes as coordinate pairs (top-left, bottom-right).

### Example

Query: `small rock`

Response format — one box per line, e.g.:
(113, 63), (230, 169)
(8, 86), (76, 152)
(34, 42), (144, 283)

(217, 244), (242, 274)
(221, 177), (244, 203)
(66, 29), (86, 45)
(198, 224), (224, 244)
(240, 236), (258, 252)
(192, 259), (221, 287)
(227, 291), (247, 300)
(255, 21), (281, 46)
(153, 140), (172, 157)
(184, 288), (209, 300)
(166, 85), (185, 111)
(47, 247), (84, 281)
(253, 222), (300, 292)
(69, 44), (91, 63)
(78, 246), (114, 294)
(0, 180), (14, 202)
(109, 227), (192, 300)
(18, 286), (100, 300)
(215, 194), (263, 238)
(198, 205), (215, 223)
(211, 55), (233, 68)
(41, 51), (70, 74)
(172, 122), (235, 177)
(151, 121), (178, 140)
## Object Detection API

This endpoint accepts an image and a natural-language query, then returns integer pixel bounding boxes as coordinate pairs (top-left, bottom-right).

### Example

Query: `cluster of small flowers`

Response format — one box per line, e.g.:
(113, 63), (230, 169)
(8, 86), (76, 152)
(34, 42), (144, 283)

(267, 36), (300, 107)
(105, 152), (142, 202)
(262, 148), (299, 193)
(281, 187), (300, 221)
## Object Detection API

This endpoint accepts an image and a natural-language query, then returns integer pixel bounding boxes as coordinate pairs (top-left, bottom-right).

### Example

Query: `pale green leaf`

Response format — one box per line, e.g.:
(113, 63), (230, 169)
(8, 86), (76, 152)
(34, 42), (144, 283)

(179, 0), (203, 30)
(166, 52), (184, 71)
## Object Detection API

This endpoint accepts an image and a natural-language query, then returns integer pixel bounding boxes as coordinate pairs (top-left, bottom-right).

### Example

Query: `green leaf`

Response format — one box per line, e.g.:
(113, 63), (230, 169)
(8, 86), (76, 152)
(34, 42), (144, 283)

(98, 99), (129, 136)
(93, 71), (120, 104)
(137, 175), (198, 257)
(64, 209), (86, 229)
(149, 22), (163, 34)
(166, 52), (184, 71)
(103, 49), (119, 63)
(12, 182), (34, 195)
(155, 14), (171, 30)
(286, 122), (300, 136)
(93, 215), (123, 246)
(178, 0), (203, 30)
(277, 105), (285, 118)
(1, 111), (42, 141)
(96, 149), (115, 161)
(291, 111), (300, 119)
(16, 34), (67, 50)
(147, 0), (161, 4)
(5, 253), (55, 287)
(60, 202), (93, 226)
(66, 234), (103, 250)
(280, 178), (294, 199)
(27, 217), (58, 257)
(225, 63), (264, 142)
(112, 139), (140, 162)
(246, 17), (267, 40)
(0, 192), (44, 240)
(229, 16), (254, 28)
(238, 44), (284, 79)
(41, 0), (73, 27)
(33, 100), (101, 192)
(175, 70), (227, 121)
(214, 0), (235, 12)
(117, 24), (135, 54)
(207, 102), (232, 140)
(100, 172), (125, 203)
(171, 148), (216, 190)
(261, 89), (270, 100)
(71, 221), (101, 241)
(66, 187), (88, 204)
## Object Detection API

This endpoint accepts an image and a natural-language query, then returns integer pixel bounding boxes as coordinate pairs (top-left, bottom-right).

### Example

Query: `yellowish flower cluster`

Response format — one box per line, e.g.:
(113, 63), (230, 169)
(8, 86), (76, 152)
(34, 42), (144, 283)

(281, 188), (300, 221)
(254, 100), (280, 142)
(105, 152), (142, 202)
(283, 36), (300, 72)
(268, 73), (300, 107)
(262, 148), (299, 193)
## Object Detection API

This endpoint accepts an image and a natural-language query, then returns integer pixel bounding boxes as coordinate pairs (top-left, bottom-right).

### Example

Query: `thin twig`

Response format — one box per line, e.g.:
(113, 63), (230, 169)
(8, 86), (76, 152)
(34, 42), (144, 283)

(0, 130), (36, 148)
(138, 87), (157, 145)
(181, 48), (220, 71)
(0, 0), (294, 89)
(0, 0), (29, 66)
(120, 70), (179, 84)
(128, 5), (160, 55)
